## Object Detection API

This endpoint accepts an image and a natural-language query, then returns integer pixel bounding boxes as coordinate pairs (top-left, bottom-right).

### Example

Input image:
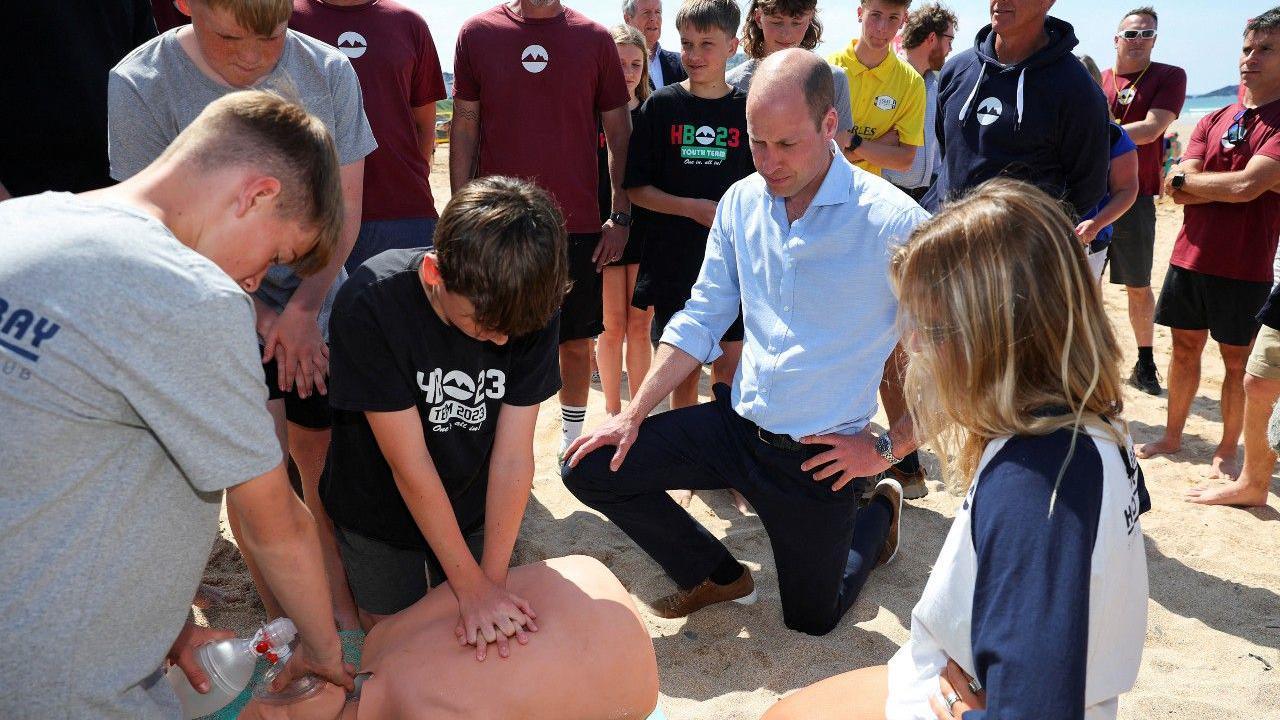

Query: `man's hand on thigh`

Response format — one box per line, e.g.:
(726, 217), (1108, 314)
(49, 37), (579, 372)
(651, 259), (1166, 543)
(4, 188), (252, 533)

(799, 427), (891, 491)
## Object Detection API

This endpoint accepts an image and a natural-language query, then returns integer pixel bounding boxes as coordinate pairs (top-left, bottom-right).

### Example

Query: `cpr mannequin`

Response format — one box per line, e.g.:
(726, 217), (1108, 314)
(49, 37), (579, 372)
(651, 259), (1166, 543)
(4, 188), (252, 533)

(241, 556), (660, 720)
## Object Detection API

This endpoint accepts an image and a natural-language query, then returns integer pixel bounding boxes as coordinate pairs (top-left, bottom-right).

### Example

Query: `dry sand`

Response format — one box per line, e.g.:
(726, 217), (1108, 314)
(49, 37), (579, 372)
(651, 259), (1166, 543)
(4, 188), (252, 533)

(200, 137), (1280, 719)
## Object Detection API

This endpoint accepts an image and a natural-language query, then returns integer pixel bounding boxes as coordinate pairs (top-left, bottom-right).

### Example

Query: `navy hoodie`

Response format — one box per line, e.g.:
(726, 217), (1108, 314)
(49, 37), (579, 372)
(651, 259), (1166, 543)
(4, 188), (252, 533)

(921, 17), (1109, 219)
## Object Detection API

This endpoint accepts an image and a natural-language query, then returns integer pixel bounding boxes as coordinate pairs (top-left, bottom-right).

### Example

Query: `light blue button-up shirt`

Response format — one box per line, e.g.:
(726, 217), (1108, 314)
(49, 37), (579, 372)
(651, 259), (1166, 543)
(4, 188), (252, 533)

(662, 147), (929, 438)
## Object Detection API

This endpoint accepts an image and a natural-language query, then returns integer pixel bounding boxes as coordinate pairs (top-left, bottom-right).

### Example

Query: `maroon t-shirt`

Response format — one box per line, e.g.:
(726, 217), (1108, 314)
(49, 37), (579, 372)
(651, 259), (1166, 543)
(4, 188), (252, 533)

(1172, 100), (1280, 282)
(291, 0), (446, 221)
(1102, 62), (1186, 196)
(151, 0), (187, 32)
(453, 5), (630, 233)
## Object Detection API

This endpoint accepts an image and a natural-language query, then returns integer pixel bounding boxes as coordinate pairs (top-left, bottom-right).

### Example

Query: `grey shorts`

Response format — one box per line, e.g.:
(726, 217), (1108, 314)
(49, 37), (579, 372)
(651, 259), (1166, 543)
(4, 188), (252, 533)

(333, 523), (484, 615)
(1107, 195), (1156, 287)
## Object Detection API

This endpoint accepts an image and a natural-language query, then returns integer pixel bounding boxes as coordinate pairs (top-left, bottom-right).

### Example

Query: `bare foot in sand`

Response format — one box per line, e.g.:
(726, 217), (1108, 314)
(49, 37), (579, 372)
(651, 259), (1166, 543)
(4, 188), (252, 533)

(669, 489), (694, 507)
(1185, 478), (1269, 507)
(1137, 437), (1180, 459)
(1208, 452), (1241, 480)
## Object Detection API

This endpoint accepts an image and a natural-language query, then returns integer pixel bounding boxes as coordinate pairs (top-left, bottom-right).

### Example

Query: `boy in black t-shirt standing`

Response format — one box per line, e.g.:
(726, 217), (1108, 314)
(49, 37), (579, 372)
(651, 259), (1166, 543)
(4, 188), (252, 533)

(321, 177), (567, 660)
(627, 0), (754, 413)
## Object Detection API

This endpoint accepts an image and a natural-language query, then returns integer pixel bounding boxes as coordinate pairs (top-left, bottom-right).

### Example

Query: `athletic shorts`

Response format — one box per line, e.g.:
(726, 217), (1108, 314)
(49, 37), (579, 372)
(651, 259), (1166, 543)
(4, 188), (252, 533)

(1154, 265), (1270, 346)
(1248, 325), (1280, 380)
(1107, 196), (1156, 287)
(651, 299), (745, 346)
(263, 350), (332, 430)
(560, 232), (605, 343)
(346, 217), (436, 274)
(333, 523), (485, 616)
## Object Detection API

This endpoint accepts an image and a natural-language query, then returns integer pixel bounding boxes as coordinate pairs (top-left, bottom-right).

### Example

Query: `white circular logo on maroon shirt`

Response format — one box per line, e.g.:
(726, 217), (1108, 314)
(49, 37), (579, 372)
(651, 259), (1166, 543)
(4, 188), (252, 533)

(336, 31), (368, 59)
(521, 44), (549, 73)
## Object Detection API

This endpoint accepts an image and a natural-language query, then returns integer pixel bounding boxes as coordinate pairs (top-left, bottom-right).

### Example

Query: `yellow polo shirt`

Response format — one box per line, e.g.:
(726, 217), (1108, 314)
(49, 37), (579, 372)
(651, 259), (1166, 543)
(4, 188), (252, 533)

(828, 40), (926, 176)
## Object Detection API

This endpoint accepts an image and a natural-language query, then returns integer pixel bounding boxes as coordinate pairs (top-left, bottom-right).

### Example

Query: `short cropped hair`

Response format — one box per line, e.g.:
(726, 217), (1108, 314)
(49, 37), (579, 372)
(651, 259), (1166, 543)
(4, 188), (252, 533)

(191, 0), (291, 35)
(803, 61), (835, 129)
(901, 3), (957, 50)
(1123, 6), (1158, 26)
(741, 0), (823, 59)
(1246, 7), (1280, 36)
(675, 0), (740, 37)
(161, 91), (342, 277)
(861, 0), (912, 8)
(433, 177), (570, 337)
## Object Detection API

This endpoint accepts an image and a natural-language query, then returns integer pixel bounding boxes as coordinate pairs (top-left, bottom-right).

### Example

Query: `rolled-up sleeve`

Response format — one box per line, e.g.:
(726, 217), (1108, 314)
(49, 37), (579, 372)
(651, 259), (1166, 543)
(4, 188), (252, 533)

(660, 194), (742, 363)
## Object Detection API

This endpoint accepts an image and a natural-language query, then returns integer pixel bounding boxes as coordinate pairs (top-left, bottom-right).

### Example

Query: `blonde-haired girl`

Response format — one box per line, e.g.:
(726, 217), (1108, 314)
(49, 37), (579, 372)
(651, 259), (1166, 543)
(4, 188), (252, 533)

(764, 179), (1150, 720)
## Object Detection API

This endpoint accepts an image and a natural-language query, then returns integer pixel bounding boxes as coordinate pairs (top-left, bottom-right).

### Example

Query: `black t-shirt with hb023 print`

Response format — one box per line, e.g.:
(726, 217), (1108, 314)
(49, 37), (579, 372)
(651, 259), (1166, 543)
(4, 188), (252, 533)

(321, 248), (561, 550)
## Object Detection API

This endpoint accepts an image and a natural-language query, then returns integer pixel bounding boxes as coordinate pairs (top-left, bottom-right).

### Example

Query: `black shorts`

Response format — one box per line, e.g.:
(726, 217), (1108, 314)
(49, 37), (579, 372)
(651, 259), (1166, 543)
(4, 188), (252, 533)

(651, 299), (745, 345)
(1107, 196), (1156, 287)
(263, 352), (332, 429)
(560, 232), (605, 343)
(1154, 265), (1271, 346)
(333, 523), (485, 616)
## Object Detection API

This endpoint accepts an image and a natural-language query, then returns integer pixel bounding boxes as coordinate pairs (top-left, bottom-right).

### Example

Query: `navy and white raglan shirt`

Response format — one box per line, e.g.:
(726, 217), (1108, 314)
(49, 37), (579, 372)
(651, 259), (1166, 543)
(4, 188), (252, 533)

(921, 16), (1109, 220)
(885, 422), (1151, 720)
(320, 249), (561, 550)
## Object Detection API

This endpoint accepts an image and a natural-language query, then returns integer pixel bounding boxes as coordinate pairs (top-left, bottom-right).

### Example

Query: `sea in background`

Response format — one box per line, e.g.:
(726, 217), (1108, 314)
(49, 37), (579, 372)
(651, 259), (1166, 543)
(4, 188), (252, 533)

(1182, 94), (1238, 119)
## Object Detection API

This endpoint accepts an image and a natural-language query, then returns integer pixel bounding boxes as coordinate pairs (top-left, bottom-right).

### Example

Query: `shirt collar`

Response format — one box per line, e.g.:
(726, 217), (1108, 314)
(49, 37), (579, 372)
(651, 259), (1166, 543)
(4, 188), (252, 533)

(809, 145), (855, 208)
(843, 39), (897, 80)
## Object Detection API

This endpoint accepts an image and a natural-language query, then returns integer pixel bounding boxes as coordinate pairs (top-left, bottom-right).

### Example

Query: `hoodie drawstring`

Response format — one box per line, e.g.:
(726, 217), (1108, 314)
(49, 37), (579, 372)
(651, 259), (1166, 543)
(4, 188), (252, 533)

(958, 61), (987, 122)
(1015, 68), (1026, 131)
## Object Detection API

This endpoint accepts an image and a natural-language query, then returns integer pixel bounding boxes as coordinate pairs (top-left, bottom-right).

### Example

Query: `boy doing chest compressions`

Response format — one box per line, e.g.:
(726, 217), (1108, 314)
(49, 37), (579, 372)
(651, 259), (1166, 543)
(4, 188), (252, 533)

(321, 177), (568, 658)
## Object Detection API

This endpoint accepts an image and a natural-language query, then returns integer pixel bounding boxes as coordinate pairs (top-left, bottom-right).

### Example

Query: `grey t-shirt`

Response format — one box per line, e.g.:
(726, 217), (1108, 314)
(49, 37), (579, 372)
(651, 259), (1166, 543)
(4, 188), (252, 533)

(107, 28), (378, 337)
(0, 193), (282, 718)
(727, 57), (855, 133)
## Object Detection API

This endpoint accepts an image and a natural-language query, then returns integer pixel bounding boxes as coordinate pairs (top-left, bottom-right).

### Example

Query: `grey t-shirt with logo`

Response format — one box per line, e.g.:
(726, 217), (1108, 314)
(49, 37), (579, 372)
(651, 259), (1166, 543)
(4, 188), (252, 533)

(107, 28), (378, 338)
(0, 193), (282, 718)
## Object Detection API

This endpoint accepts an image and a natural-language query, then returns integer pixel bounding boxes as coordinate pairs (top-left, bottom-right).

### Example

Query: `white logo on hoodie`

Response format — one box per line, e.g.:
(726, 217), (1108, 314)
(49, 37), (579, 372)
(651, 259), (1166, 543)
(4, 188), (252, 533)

(976, 97), (1003, 126)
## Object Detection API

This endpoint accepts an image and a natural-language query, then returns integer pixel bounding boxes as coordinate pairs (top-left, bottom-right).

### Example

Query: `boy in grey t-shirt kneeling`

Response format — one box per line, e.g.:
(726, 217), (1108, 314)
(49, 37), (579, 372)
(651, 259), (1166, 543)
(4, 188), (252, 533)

(0, 91), (353, 719)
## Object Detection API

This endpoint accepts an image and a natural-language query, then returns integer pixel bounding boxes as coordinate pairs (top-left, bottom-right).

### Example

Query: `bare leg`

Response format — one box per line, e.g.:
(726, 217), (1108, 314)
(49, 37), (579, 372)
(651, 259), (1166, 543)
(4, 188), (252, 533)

(1127, 285), (1155, 347)
(1209, 342), (1251, 478)
(1189, 372), (1279, 506)
(1138, 328), (1207, 458)
(623, 272), (654, 400)
(559, 338), (592, 409)
(599, 266), (629, 415)
(289, 422), (361, 630)
(762, 665), (888, 720)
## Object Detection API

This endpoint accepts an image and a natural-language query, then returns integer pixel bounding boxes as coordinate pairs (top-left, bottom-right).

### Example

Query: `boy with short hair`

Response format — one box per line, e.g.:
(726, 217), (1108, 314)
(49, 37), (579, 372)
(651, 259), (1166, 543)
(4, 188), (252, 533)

(320, 177), (567, 658)
(108, 0), (377, 629)
(627, 0), (754, 411)
(828, 0), (925, 176)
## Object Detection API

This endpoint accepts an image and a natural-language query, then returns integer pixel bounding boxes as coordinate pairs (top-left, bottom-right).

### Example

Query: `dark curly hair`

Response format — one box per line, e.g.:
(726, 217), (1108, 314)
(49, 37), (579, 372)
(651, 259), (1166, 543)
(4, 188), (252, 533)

(740, 0), (822, 60)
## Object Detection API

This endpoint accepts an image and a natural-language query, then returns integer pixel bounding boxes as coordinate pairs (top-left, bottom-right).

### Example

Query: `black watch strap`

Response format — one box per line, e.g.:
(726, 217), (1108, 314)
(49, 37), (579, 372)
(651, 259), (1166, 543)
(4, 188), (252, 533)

(847, 133), (863, 152)
(610, 211), (632, 227)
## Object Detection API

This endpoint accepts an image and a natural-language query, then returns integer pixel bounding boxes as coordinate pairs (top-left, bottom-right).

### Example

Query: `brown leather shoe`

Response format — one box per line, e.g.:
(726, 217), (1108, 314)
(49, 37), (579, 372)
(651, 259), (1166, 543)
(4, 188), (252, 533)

(649, 565), (757, 619)
(887, 465), (929, 500)
(872, 478), (903, 567)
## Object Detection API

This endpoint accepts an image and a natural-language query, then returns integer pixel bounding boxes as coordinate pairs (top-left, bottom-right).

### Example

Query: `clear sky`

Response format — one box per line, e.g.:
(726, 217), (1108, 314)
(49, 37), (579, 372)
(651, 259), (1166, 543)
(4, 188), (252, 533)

(398, 0), (1277, 95)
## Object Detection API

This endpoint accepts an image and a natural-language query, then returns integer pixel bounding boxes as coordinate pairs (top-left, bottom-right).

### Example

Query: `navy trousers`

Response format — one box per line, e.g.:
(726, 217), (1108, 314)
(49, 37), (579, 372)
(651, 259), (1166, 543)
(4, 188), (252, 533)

(563, 384), (892, 635)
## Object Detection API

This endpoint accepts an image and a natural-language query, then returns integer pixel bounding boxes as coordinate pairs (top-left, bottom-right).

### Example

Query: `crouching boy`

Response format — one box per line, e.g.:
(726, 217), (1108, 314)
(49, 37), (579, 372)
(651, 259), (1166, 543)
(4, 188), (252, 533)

(320, 176), (568, 661)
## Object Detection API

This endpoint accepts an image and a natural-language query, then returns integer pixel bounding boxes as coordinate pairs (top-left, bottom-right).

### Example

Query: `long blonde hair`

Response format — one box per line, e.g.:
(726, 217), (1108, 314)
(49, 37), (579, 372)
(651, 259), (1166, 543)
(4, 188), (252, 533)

(892, 179), (1125, 491)
(611, 24), (652, 104)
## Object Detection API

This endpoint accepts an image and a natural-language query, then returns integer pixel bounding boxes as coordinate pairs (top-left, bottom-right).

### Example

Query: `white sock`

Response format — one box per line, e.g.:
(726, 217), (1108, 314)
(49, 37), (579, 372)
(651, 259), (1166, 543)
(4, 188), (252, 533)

(561, 405), (587, 454)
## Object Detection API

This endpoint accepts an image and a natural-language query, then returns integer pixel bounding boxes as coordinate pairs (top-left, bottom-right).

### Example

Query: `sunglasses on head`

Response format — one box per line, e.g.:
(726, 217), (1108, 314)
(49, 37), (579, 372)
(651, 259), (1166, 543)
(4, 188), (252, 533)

(1117, 29), (1157, 39)
(1224, 109), (1252, 146)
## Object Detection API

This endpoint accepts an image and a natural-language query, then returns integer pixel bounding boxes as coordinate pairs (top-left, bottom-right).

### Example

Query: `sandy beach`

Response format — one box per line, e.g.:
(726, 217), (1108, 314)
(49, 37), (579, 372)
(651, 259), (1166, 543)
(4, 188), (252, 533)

(199, 134), (1280, 719)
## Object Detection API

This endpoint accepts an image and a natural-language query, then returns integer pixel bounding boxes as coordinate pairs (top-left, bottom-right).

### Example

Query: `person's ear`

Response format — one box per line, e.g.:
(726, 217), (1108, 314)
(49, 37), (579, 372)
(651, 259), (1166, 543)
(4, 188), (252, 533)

(236, 175), (282, 220)
(176, 0), (193, 18)
(420, 252), (445, 287)
(728, 34), (739, 54)
(752, 9), (763, 28)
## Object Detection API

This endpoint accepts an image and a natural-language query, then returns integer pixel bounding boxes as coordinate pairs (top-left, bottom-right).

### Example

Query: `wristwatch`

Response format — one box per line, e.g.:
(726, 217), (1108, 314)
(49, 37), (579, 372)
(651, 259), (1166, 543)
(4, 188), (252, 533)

(846, 133), (864, 153)
(875, 433), (902, 465)
(1170, 172), (1186, 190)
(609, 211), (632, 227)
